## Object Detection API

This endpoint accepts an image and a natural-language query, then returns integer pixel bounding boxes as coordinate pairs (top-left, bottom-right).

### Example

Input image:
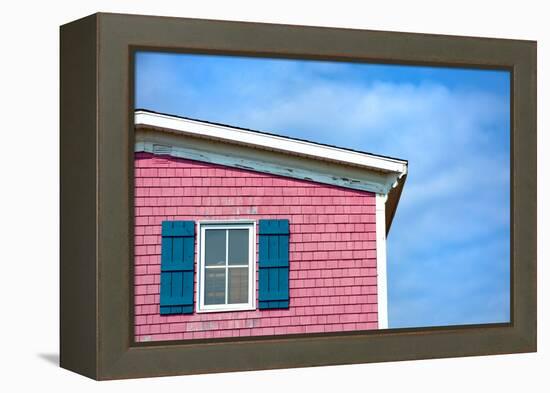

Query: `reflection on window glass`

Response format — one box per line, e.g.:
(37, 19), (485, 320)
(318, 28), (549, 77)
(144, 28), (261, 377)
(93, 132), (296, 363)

(205, 229), (225, 266)
(228, 267), (248, 304)
(228, 229), (249, 265)
(204, 269), (226, 305)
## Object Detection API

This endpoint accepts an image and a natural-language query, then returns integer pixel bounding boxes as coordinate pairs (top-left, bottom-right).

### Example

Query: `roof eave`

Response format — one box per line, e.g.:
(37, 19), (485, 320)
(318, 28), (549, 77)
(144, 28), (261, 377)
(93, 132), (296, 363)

(135, 110), (407, 176)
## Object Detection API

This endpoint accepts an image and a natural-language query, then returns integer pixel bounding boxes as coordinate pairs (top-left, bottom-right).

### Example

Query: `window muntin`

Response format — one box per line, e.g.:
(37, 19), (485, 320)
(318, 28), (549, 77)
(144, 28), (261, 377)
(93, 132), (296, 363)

(198, 222), (256, 312)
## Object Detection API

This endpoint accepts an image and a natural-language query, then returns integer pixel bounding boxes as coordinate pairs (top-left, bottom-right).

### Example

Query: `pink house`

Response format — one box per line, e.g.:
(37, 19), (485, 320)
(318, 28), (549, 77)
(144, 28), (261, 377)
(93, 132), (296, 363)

(133, 109), (408, 342)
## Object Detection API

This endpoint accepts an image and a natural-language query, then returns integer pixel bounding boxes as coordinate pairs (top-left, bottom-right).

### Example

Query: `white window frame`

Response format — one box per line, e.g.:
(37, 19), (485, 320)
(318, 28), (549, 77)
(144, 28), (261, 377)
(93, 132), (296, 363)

(196, 220), (256, 313)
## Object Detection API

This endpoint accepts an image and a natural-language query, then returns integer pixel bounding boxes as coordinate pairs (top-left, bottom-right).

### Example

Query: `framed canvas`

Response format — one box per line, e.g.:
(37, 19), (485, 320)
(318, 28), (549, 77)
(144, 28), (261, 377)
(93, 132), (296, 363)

(60, 12), (536, 380)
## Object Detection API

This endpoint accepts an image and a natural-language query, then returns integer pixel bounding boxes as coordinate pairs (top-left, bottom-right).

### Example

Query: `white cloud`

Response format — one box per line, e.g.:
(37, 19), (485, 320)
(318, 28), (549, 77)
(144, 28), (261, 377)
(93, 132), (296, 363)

(221, 73), (510, 327)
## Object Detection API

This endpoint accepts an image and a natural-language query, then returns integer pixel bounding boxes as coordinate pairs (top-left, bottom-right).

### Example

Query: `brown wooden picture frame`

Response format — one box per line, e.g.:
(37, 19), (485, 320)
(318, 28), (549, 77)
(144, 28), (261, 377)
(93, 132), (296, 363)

(60, 12), (536, 380)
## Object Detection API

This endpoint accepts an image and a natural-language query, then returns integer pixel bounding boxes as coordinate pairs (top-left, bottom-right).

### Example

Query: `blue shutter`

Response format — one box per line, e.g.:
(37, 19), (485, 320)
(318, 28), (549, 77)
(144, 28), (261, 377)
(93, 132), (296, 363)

(258, 219), (290, 309)
(159, 221), (195, 315)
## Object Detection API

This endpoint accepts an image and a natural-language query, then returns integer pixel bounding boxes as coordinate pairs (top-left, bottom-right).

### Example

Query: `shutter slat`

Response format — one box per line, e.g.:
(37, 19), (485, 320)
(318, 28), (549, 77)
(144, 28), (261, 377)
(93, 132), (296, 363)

(269, 267), (278, 294)
(258, 219), (290, 309)
(172, 237), (184, 263)
(183, 237), (194, 269)
(159, 220), (195, 315)
(161, 236), (173, 265)
(259, 268), (268, 300)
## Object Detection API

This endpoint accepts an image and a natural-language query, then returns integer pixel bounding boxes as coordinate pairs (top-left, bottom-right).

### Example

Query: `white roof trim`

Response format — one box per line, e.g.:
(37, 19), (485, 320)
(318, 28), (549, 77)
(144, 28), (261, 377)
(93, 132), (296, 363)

(135, 111), (408, 176)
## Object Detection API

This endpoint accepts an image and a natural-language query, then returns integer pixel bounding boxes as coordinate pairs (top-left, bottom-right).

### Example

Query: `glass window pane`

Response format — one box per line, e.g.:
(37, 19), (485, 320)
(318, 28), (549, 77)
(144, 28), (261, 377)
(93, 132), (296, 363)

(204, 229), (226, 266)
(228, 267), (249, 304)
(204, 268), (226, 305)
(228, 229), (249, 265)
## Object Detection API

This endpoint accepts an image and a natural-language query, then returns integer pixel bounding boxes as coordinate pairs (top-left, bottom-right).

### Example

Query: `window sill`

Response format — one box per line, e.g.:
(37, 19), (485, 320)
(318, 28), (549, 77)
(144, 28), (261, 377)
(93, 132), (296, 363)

(196, 305), (257, 313)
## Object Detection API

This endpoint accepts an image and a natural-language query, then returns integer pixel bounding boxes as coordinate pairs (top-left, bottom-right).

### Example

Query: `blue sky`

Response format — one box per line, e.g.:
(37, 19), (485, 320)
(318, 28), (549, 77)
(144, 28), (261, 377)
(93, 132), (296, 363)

(135, 52), (510, 328)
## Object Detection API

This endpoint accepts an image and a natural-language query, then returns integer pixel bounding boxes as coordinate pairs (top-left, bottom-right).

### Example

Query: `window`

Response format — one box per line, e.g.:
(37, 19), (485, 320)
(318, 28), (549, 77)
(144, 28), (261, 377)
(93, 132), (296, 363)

(197, 221), (256, 312)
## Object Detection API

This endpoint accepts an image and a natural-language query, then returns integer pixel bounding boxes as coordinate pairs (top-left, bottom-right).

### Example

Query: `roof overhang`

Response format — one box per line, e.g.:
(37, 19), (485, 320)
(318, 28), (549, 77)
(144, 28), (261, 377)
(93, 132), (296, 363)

(134, 110), (408, 233)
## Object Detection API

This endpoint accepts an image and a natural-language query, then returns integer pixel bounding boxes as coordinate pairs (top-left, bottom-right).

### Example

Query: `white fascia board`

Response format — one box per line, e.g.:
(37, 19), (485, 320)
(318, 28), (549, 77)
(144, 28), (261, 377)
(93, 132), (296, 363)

(375, 193), (389, 329)
(135, 111), (407, 176)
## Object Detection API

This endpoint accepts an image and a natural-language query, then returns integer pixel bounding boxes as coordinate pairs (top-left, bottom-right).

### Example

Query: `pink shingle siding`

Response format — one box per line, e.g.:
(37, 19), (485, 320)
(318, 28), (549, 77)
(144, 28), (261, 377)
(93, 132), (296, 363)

(134, 152), (379, 342)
